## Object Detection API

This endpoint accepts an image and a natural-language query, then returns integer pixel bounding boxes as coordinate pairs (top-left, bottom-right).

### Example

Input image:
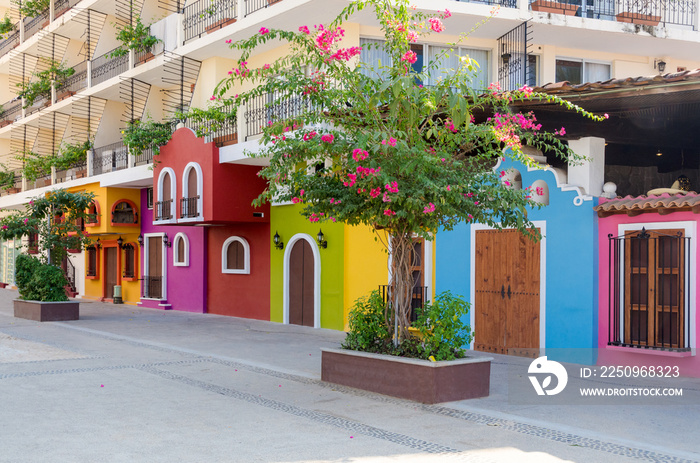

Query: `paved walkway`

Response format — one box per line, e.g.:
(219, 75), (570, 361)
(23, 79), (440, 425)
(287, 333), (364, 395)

(0, 289), (698, 463)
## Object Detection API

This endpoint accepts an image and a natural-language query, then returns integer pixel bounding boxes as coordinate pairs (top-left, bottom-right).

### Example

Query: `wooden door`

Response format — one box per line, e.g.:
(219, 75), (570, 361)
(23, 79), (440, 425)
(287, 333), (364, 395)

(104, 247), (118, 299)
(474, 229), (540, 357)
(148, 236), (163, 299)
(289, 239), (314, 327)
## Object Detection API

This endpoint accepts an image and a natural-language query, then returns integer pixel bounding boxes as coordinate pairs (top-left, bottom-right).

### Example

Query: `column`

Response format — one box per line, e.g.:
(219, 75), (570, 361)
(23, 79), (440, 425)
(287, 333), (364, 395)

(567, 136), (606, 197)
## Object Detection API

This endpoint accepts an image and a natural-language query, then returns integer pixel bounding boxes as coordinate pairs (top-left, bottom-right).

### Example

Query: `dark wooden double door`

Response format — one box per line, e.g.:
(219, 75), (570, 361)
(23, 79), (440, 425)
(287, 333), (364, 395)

(289, 239), (314, 327)
(474, 229), (540, 357)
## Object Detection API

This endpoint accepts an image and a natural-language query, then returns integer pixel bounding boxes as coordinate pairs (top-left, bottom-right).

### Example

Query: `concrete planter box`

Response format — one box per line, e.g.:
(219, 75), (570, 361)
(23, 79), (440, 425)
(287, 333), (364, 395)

(14, 299), (79, 322)
(321, 348), (491, 404)
(615, 12), (661, 25)
(531, 0), (578, 15)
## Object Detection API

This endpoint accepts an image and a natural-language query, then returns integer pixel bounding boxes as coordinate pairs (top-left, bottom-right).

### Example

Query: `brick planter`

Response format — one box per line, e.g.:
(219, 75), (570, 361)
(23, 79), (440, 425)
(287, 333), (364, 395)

(321, 348), (491, 403)
(14, 299), (79, 322)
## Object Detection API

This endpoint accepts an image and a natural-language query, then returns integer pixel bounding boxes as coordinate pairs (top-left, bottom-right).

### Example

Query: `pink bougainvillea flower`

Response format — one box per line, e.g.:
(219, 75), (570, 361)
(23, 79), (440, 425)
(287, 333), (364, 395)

(1, 225), (6, 230)
(536, 187), (544, 196)
(401, 50), (417, 64)
(225, 39), (232, 44)
(291, 197), (301, 204)
(428, 18), (444, 33)
(321, 134), (334, 143)
(423, 203), (436, 214)
(259, 27), (270, 35)
(369, 187), (382, 198)
(504, 180), (511, 187)
(352, 148), (369, 161)
(299, 25), (310, 34)
(303, 131), (317, 141)
(383, 209), (396, 216)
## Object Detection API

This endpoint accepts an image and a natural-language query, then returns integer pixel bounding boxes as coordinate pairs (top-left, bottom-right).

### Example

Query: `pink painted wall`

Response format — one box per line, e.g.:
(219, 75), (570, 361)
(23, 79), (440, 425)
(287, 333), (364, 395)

(597, 207), (699, 377)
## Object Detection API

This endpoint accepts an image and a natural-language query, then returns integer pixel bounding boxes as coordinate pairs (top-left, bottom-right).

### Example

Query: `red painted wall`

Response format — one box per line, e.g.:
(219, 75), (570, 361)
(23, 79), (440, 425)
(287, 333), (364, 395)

(206, 223), (270, 319)
(155, 128), (269, 224)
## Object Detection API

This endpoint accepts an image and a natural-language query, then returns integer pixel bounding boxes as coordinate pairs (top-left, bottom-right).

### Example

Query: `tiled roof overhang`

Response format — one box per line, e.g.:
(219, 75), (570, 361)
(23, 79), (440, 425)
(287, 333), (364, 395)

(594, 193), (700, 218)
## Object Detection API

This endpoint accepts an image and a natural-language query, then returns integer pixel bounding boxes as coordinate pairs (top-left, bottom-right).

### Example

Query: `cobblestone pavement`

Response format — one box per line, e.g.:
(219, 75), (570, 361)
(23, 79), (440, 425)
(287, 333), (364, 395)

(1, 289), (698, 463)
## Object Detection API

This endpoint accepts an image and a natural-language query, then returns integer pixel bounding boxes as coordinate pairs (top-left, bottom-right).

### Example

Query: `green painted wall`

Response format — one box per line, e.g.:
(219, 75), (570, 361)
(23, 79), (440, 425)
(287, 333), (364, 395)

(270, 204), (345, 330)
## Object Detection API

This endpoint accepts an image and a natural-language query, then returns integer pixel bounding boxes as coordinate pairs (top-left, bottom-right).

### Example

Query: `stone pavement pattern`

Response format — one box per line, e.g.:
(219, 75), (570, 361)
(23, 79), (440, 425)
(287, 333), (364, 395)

(0, 289), (699, 463)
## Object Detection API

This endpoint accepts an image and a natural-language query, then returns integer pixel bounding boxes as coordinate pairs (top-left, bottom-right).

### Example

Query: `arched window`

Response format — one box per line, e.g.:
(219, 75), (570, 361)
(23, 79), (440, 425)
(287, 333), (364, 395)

(222, 236), (250, 274)
(181, 162), (203, 220)
(156, 168), (176, 221)
(86, 200), (100, 226)
(173, 233), (189, 267)
(111, 200), (139, 225)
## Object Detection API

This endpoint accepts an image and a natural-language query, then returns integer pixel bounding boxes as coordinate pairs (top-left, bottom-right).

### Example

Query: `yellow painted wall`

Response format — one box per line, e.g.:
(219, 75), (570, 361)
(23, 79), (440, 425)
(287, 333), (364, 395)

(342, 224), (388, 330)
(73, 184), (142, 305)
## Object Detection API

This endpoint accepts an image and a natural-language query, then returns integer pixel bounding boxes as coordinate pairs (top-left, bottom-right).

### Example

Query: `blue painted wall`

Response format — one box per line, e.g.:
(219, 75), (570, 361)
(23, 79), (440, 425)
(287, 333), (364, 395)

(436, 159), (599, 364)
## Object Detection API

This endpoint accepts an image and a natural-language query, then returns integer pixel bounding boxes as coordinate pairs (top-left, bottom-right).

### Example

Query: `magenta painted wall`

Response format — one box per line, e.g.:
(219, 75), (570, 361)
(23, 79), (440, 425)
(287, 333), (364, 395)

(597, 207), (699, 377)
(139, 188), (207, 313)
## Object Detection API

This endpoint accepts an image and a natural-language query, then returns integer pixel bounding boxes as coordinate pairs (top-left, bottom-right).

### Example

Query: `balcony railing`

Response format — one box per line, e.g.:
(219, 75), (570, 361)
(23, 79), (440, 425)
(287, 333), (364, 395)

(142, 275), (163, 299)
(93, 142), (129, 175)
(134, 146), (155, 166)
(54, 0), (82, 19)
(56, 61), (88, 99)
(23, 8), (50, 40)
(55, 158), (88, 184)
(184, 0), (237, 43)
(530, 0), (696, 28)
(0, 29), (20, 59)
(91, 49), (130, 86)
(0, 170), (22, 196)
(246, 0), (283, 16)
(180, 196), (199, 218)
(379, 285), (428, 322)
(185, 112), (238, 146)
(155, 199), (173, 220)
(245, 92), (312, 140)
(0, 100), (22, 126)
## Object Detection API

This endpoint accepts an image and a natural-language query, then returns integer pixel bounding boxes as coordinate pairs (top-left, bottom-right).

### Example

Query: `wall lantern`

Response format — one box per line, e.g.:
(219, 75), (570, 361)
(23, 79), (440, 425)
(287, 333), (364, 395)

(95, 238), (102, 249)
(273, 231), (284, 250)
(116, 236), (124, 249)
(316, 229), (327, 249)
(654, 59), (666, 73)
(163, 233), (172, 248)
(137, 234), (144, 247)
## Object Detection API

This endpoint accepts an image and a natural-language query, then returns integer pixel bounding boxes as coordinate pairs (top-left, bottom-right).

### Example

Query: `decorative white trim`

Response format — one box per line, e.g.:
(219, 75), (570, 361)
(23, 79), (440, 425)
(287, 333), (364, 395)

(179, 162), (203, 223)
(282, 233), (321, 328)
(469, 221), (547, 352)
(172, 232), (189, 267)
(221, 236), (250, 274)
(155, 168), (177, 224)
(143, 232), (168, 300)
(616, 221), (697, 352)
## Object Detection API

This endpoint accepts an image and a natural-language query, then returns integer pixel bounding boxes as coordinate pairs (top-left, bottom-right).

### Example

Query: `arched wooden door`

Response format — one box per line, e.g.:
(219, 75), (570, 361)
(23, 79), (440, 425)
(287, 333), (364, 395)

(288, 239), (314, 327)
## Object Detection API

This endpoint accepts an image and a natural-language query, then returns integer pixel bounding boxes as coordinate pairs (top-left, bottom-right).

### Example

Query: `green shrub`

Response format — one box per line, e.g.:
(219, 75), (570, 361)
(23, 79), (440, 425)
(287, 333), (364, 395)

(342, 290), (391, 353)
(15, 254), (68, 302)
(414, 291), (473, 361)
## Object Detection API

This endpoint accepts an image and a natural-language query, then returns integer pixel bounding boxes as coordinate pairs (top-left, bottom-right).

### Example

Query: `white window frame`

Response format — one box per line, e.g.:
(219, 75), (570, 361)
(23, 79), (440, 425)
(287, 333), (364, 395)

(179, 162), (204, 223)
(555, 57), (611, 85)
(173, 232), (189, 267)
(222, 236), (250, 275)
(156, 168), (177, 224)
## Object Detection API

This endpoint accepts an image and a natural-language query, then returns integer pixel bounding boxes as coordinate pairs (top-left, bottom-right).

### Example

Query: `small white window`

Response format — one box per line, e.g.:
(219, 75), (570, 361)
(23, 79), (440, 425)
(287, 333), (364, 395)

(222, 236), (250, 274)
(173, 233), (189, 267)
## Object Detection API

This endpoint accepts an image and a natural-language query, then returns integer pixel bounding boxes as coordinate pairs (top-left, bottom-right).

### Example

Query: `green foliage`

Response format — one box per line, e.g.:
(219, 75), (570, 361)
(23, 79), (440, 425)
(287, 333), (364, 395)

(15, 58), (75, 108)
(0, 189), (95, 265)
(54, 140), (91, 170)
(342, 290), (391, 353)
(11, 0), (49, 18)
(16, 151), (51, 182)
(109, 15), (160, 58)
(15, 254), (68, 302)
(0, 14), (16, 37)
(0, 164), (17, 190)
(122, 117), (173, 157)
(177, 105), (237, 138)
(413, 291), (472, 361)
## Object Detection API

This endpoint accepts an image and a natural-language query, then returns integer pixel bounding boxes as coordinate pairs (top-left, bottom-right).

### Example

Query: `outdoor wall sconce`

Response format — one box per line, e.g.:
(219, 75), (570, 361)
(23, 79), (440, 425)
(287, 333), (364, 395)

(163, 233), (172, 248)
(316, 229), (328, 249)
(273, 231), (284, 250)
(95, 238), (102, 249)
(501, 52), (511, 65)
(137, 234), (144, 247)
(654, 59), (666, 73)
(116, 236), (124, 249)
(656, 149), (663, 157)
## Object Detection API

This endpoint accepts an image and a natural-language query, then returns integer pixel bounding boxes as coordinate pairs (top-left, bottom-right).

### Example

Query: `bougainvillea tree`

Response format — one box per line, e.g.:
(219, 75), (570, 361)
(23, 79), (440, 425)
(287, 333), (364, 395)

(208, 0), (603, 342)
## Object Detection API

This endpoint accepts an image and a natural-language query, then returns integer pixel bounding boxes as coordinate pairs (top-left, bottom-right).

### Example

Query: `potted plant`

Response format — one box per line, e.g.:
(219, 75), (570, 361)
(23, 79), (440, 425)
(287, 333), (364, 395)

(0, 164), (17, 192)
(530, 0), (579, 15)
(179, 105), (238, 147)
(15, 59), (75, 109)
(11, 0), (50, 19)
(0, 189), (94, 321)
(16, 151), (52, 184)
(109, 15), (161, 62)
(54, 140), (91, 177)
(0, 14), (16, 38)
(616, 0), (661, 25)
(122, 116), (173, 158)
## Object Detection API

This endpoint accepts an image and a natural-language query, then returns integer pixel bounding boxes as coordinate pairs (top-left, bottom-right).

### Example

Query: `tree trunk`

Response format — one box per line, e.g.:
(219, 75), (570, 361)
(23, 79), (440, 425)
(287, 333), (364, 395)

(390, 232), (415, 343)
